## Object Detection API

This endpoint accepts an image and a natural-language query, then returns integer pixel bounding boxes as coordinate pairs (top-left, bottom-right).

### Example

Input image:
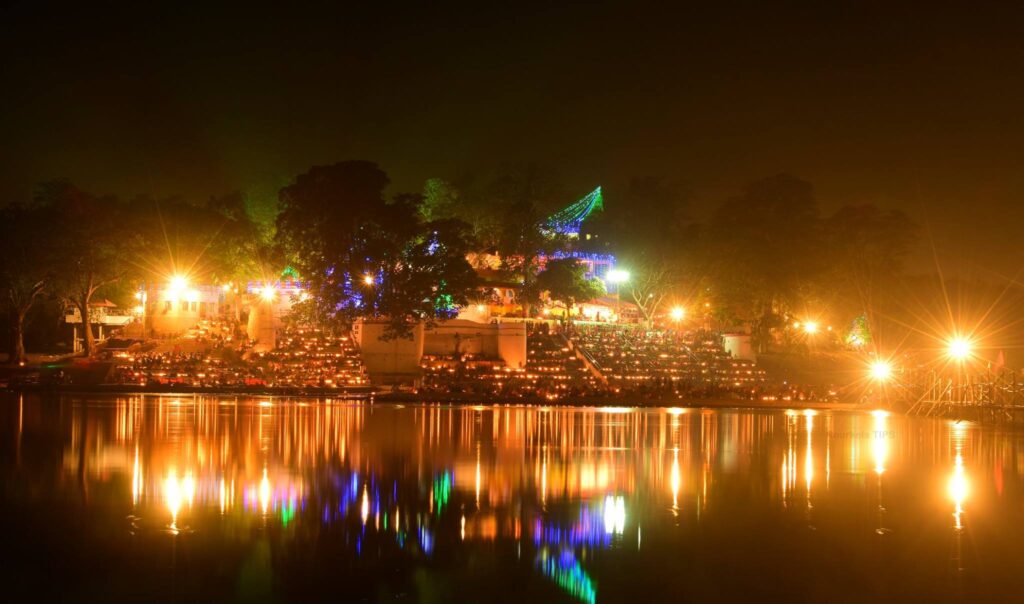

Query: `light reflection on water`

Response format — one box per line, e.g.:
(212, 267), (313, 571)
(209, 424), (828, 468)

(3, 394), (1024, 602)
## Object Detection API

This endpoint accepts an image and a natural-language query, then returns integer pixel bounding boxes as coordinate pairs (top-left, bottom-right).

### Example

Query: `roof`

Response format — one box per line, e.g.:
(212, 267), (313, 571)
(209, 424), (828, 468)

(543, 186), (603, 236)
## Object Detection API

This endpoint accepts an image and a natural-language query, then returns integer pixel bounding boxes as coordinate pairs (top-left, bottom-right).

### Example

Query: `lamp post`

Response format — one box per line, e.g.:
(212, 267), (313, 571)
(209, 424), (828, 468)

(606, 269), (629, 323)
(947, 336), (972, 404)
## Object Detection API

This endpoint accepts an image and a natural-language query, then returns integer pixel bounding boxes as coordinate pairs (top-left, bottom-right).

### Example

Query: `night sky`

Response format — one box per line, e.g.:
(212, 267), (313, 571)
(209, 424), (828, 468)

(3, 2), (1023, 276)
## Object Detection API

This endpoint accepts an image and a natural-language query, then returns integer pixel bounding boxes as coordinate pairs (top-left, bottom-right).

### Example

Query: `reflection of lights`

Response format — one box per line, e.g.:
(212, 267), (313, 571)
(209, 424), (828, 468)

(361, 486), (370, 525)
(670, 449), (681, 511)
(666, 407), (685, 416)
(872, 411), (889, 475)
(805, 412), (814, 497)
(475, 447), (482, 509)
(870, 360), (893, 381)
(536, 547), (597, 604)
(259, 469), (271, 514)
(947, 337), (973, 361)
(419, 526), (434, 555)
(164, 471), (195, 531)
(597, 407), (633, 414)
(949, 453), (968, 528)
(131, 447), (142, 505)
(603, 495), (625, 535)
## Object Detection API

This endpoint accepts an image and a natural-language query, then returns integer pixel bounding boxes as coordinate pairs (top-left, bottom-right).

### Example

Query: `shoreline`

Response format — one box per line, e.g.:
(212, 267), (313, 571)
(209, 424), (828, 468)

(1, 384), (873, 411)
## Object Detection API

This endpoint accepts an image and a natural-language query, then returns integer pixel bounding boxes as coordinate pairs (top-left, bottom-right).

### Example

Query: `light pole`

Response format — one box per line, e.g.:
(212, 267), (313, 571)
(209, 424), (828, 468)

(606, 269), (629, 323)
(947, 336), (972, 404)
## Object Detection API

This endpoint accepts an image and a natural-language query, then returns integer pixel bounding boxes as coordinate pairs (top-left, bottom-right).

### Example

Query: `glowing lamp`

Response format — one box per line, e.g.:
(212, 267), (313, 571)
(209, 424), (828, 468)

(869, 360), (892, 381)
(947, 337), (972, 361)
(670, 307), (685, 321)
(606, 269), (630, 284)
(260, 286), (276, 302)
(363, 274), (375, 286)
(803, 321), (819, 334)
(168, 275), (187, 293)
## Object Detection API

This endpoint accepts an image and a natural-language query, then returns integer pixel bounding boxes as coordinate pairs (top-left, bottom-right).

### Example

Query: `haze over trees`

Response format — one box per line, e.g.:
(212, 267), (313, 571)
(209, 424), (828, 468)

(533, 258), (605, 326)
(276, 161), (478, 338)
(2, 160), (924, 362)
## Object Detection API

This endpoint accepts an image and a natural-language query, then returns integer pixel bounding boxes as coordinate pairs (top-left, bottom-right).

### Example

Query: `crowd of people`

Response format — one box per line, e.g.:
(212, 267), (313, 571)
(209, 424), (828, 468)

(567, 325), (767, 399)
(414, 323), (812, 403)
(417, 324), (605, 400)
(99, 318), (824, 402)
(109, 322), (367, 389)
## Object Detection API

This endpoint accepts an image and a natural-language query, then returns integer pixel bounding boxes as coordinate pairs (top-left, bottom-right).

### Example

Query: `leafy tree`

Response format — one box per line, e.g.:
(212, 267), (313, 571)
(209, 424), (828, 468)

(822, 204), (918, 336)
(133, 192), (270, 286)
(703, 174), (823, 351)
(625, 256), (674, 328)
(582, 177), (695, 327)
(276, 161), (478, 338)
(420, 178), (461, 223)
(496, 199), (558, 315)
(583, 176), (691, 258)
(0, 203), (52, 364)
(535, 258), (605, 325)
(40, 182), (142, 357)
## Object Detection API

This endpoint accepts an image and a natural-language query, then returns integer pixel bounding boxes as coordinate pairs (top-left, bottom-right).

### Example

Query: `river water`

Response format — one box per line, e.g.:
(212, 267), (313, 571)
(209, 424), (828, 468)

(1, 394), (1023, 603)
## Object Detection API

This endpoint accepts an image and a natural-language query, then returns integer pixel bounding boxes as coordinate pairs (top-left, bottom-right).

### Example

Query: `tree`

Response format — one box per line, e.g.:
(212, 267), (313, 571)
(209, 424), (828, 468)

(41, 182), (141, 357)
(0, 203), (52, 364)
(583, 176), (691, 259)
(582, 177), (695, 327)
(822, 204), (918, 338)
(535, 258), (605, 326)
(496, 199), (559, 315)
(133, 192), (272, 286)
(276, 161), (479, 338)
(453, 163), (568, 315)
(703, 174), (823, 351)
(626, 257), (675, 328)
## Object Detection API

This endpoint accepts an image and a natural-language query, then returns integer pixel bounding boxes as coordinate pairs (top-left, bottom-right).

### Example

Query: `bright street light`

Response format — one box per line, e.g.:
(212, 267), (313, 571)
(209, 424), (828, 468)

(260, 285), (276, 302)
(947, 337), (972, 361)
(803, 321), (819, 335)
(363, 274), (376, 286)
(606, 269), (630, 284)
(168, 275), (188, 294)
(670, 307), (685, 321)
(869, 360), (893, 381)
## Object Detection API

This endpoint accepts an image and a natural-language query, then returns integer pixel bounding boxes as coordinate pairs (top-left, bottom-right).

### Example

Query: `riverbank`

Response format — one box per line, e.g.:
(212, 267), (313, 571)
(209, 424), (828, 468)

(1, 383), (875, 411)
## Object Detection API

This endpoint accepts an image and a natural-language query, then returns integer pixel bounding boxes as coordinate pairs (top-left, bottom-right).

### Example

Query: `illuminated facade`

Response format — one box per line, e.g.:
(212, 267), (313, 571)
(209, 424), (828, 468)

(143, 282), (223, 336)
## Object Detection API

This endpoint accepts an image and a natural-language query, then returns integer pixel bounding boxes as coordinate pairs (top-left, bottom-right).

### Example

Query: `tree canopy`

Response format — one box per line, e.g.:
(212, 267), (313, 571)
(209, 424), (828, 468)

(276, 161), (479, 338)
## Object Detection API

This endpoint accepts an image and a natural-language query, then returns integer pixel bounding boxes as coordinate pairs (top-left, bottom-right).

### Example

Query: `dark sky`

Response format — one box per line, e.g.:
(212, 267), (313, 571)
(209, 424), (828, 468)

(3, 2), (1024, 276)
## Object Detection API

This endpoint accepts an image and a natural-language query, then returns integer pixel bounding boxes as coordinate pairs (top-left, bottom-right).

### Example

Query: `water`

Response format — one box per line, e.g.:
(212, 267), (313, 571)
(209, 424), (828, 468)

(1, 395), (1024, 603)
